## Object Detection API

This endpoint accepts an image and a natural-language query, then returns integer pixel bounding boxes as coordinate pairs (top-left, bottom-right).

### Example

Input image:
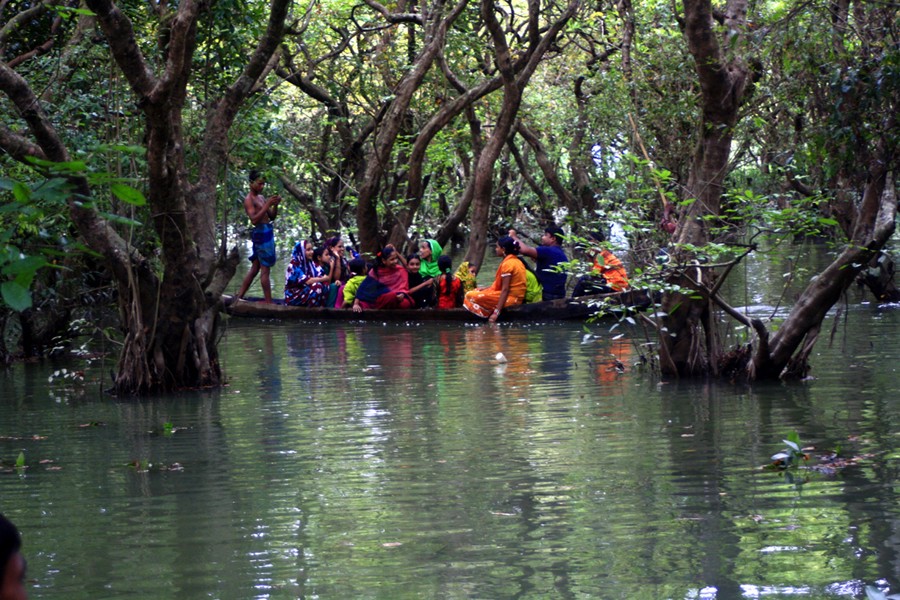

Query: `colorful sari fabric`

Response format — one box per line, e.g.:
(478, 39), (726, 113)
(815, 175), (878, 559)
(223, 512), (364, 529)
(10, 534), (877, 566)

(356, 265), (415, 310)
(284, 242), (327, 307)
(523, 267), (543, 303)
(463, 254), (527, 318)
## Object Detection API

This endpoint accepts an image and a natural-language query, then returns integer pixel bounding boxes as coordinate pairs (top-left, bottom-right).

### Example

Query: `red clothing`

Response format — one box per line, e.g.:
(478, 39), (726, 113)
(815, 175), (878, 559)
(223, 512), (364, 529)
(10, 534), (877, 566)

(358, 264), (415, 310)
(436, 276), (462, 309)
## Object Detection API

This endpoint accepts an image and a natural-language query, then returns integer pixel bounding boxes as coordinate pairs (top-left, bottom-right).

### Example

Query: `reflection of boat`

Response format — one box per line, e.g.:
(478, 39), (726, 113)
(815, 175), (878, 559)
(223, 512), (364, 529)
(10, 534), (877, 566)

(221, 291), (650, 322)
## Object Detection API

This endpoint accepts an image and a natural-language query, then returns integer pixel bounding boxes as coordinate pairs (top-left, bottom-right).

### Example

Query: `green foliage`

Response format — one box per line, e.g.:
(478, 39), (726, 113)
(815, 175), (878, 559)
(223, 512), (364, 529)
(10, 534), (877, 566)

(770, 431), (809, 468)
(0, 153), (146, 311)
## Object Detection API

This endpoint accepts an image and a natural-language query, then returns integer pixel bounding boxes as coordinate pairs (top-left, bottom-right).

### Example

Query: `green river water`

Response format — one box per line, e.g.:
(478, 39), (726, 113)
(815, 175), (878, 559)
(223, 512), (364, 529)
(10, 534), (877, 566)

(1, 243), (899, 599)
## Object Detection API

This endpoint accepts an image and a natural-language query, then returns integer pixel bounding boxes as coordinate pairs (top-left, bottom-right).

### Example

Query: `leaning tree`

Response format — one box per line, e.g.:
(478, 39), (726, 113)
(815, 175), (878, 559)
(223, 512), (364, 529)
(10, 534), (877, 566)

(0, 0), (291, 394)
(656, 0), (898, 380)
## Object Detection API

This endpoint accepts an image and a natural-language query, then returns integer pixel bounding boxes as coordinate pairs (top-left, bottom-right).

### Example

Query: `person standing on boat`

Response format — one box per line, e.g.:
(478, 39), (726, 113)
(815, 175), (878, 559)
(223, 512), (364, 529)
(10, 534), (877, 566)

(236, 169), (281, 303)
(509, 226), (568, 300)
(417, 239), (443, 278)
(0, 513), (27, 600)
(463, 236), (527, 323)
(571, 230), (629, 297)
(284, 240), (331, 307)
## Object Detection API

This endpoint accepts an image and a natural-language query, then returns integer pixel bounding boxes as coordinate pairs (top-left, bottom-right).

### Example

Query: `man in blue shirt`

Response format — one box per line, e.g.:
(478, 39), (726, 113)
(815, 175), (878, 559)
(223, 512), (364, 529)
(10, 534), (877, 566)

(509, 226), (569, 300)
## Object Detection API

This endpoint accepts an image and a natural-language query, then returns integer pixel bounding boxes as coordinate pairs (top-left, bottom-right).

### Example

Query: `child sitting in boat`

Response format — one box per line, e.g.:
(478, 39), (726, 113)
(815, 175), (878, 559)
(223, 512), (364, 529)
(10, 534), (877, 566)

(407, 253), (436, 308)
(339, 257), (368, 308)
(456, 261), (479, 293)
(312, 245), (342, 307)
(435, 255), (464, 309)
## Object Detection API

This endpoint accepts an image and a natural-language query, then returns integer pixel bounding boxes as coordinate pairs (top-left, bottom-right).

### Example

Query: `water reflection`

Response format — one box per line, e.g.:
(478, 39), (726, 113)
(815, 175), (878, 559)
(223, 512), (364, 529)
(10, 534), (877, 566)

(1, 311), (899, 598)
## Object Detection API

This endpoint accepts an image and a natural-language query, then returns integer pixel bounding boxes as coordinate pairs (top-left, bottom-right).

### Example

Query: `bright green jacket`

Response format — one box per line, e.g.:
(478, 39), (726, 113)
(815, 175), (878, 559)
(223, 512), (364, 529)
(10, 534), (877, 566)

(524, 268), (543, 303)
(342, 275), (366, 305)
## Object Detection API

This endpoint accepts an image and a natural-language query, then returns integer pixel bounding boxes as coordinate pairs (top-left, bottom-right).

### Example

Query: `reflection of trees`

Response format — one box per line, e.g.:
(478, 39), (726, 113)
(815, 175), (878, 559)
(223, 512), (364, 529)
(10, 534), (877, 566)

(657, 382), (743, 596)
(9, 317), (900, 596)
(113, 391), (255, 597)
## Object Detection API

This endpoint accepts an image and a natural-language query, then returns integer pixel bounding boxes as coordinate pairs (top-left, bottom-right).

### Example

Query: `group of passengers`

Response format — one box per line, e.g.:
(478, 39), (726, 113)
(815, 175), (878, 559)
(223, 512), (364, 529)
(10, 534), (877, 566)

(234, 169), (629, 321)
(282, 226), (629, 322)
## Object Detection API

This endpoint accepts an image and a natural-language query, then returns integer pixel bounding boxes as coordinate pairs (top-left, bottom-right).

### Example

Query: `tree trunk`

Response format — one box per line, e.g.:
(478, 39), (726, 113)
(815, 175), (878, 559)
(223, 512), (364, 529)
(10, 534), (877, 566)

(658, 0), (752, 378)
(386, 67), (503, 248)
(1, 0), (289, 394)
(515, 120), (579, 212)
(751, 145), (897, 379)
(355, 0), (468, 253)
(463, 0), (580, 264)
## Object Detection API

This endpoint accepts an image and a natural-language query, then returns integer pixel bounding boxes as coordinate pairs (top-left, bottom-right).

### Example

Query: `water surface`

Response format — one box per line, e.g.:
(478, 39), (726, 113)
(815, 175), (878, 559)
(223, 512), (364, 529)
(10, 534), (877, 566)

(2, 244), (900, 599)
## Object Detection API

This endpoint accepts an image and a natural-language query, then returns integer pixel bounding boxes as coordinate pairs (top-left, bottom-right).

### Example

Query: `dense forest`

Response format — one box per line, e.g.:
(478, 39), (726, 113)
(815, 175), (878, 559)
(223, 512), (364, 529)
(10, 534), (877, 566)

(1, 0), (897, 394)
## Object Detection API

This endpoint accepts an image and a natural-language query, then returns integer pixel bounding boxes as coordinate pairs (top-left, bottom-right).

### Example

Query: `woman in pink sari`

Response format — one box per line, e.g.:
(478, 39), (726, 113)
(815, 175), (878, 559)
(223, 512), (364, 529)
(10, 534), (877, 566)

(352, 246), (416, 311)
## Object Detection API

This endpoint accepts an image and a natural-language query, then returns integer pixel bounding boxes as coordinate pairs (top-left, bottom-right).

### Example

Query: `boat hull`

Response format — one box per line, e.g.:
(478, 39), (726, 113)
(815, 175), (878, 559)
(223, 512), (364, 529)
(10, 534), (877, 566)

(221, 291), (648, 322)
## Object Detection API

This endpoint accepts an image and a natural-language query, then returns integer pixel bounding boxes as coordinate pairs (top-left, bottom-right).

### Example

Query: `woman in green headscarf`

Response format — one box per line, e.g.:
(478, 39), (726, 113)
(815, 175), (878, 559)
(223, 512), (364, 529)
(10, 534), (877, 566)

(417, 239), (443, 278)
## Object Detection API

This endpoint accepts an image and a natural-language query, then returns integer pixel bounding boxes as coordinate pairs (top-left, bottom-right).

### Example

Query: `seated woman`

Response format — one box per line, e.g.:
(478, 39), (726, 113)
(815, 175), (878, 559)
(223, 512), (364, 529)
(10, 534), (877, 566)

(313, 245), (342, 306)
(463, 236), (527, 323)
(324, 235), (351, 284)
(284, 240), (333, 307)
(436, 255), (464, 309)
(406, 253), (436, 308)
(352, 246), (416, 311)
(418, 238), (443, 278)
(572, 230), (629, 297)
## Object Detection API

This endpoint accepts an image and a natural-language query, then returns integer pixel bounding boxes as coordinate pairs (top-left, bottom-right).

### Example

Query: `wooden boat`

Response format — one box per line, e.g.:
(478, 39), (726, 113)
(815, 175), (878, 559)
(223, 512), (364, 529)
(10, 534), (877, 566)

(221, 290), (650, 323)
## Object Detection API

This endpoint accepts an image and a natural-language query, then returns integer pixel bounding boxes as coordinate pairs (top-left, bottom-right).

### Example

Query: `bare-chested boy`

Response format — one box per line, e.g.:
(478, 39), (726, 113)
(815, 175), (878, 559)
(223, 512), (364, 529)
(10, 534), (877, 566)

(236, 169), (281, 303)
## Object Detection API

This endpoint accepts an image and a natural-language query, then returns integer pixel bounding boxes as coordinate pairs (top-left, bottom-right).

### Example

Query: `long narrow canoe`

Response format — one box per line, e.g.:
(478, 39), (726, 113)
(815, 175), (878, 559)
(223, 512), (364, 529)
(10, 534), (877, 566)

(221, 291), (649, 322)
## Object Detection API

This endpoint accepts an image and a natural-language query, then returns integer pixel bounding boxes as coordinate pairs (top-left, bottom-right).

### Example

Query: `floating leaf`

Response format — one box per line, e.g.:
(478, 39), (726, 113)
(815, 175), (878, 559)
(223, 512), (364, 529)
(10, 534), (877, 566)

(16, 451), (25, 468)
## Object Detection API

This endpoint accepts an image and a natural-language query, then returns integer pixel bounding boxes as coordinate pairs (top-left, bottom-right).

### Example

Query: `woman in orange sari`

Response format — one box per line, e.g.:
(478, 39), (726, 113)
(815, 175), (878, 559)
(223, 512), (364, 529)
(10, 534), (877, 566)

(463, 236), (527, 323)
